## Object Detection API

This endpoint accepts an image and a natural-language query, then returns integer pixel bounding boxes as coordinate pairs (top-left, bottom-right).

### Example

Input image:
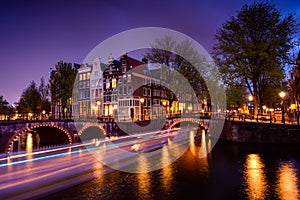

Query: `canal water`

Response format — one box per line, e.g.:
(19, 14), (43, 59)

(42, 130), (300, 200)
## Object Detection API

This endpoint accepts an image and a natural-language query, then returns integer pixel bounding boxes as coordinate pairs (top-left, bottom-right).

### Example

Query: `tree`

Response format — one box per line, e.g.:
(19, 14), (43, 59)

(18, 81), (42, 116)
(0, 95), (13, 117)
(144, 35), (210, 112)
(50, 61), (77, 119)
(226, 85), (247, 110)
(212, 2), (298, 114)
(0, 96), (9, 112)
(39, 76), (51, 113)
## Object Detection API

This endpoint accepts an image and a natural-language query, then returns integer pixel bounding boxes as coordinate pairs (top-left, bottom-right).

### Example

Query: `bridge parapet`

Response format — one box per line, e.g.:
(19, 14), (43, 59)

(166, 118), (210, 130)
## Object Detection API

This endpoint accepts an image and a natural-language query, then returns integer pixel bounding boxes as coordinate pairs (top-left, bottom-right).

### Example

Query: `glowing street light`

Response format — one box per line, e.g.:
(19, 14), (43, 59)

(279, 91), (286, 99)
(42, 110), (46, 120)
(96, 100), (101, 117)
(28, 113), (33, 120)
(279, 91), (286, 124)
(248, 95), (253, 102)
(262, 105), (267, 114)
(248, 95), (253, 115)
(140, 98), (144, 121)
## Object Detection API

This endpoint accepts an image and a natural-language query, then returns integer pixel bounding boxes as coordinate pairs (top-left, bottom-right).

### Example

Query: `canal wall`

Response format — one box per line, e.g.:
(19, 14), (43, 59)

(220, 120), (300, 143)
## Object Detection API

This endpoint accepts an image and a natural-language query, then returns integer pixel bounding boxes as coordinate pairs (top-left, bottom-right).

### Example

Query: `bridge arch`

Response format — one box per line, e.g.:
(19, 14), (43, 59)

(77, 123), (107, 142)
(6, 123), (72, 154)
(168, 118), (209, 130)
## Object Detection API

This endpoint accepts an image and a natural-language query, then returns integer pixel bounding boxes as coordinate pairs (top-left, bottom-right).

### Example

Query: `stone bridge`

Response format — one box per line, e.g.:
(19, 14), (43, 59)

(0, 117), (211, 153)
(0, 121), (110, 154)
(166, 117), (210, 130)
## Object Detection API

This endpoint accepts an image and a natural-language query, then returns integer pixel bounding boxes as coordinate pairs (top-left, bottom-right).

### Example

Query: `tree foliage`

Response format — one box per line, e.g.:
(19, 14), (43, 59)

(18, 81), (42, 113)
(212, 2), (298, 114)
(50, 61), (77, 119)
(0, 96), (11, 113)
(226, 85), (247, 109)
(18, 77), (51, 115)
(144, 35), (210, 108)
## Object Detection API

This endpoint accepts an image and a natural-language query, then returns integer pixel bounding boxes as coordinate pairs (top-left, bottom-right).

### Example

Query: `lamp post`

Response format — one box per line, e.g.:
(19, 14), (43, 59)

(140, 98), (144, 121)
(96, 100), (101, 119)
(262, 105), (267, 115)
(248, 95), (253, 115)
(279, 91), (286, 124)
(162, 101), (167, 117)
(42, 110), (46, 120)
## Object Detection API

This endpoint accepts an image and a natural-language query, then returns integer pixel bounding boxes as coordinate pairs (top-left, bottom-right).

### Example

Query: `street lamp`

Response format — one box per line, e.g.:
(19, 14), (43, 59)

(248, 95), (253, 115)
(262, 105), (267, 114)
(162, 101), (167, 117)
(248, 95), (253, 102)
(28, 113), (33, 120)
(96, 100), (101, 118)
(42, 110), (46, 120)
(140, 98), (144, 121)
(279, 91), (286, 124)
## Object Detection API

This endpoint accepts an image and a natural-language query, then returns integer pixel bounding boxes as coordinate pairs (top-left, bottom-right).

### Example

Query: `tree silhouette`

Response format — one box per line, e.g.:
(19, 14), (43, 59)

(50, 61), (77, 119)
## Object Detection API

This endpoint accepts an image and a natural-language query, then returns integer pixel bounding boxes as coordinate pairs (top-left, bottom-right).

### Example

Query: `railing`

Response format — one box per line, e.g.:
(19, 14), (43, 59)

(225, 113), (300, 124)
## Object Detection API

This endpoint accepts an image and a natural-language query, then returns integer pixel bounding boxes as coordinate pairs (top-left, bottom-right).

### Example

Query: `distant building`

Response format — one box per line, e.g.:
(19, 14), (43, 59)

(288, 50), (300, 111)
(102, 52), (179, 121)
(90, 57), (106, 118)
(53, 52), (201, 121)
(75, 63), (92, 119)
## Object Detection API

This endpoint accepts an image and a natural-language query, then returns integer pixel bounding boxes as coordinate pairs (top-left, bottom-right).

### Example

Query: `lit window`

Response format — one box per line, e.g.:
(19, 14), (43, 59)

(127, 74), (131, 82)
(106, 81), (110, 89)
(112, 78), (117, 88)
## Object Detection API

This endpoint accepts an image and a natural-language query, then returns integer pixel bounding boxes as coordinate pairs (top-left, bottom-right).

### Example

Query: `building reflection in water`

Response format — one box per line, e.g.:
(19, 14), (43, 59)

(243, 154), (268, 200)
(189, 130), (197, 156)
(276, 161), (299, 200)
(26, 132), (33, 153)
(160, 144), (173, 191)
(136, 154), (151, 199)
(188, 129), (209, 175)
(198, 129), (208, 158)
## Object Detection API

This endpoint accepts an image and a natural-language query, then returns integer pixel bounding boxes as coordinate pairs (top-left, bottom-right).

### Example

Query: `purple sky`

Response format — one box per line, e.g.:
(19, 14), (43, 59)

(0, 0), (299, 104)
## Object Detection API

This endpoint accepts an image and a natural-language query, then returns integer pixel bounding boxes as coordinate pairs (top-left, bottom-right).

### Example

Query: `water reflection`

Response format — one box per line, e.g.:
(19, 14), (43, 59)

(198, 129), (208, 158)
(160, 145), (173, 191)
(243, 154), (268, 200)
(26, 132), (33, 152)
(189, 130), (196, 156)
(136, 154), (151, 199)
(276, 161), (299, 200)
(188, 129), (209, 175)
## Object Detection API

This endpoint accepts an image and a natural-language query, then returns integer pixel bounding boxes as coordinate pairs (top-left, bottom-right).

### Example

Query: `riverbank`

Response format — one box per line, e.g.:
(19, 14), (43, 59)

(220, 120), (300, 144)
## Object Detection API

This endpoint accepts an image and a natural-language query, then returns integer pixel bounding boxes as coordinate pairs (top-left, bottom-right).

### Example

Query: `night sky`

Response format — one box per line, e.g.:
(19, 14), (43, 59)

(0, 0), (299, 104)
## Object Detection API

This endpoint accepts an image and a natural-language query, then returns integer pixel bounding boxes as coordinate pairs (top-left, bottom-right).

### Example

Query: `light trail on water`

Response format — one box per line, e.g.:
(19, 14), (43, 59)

(0, 128), (188, 200)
